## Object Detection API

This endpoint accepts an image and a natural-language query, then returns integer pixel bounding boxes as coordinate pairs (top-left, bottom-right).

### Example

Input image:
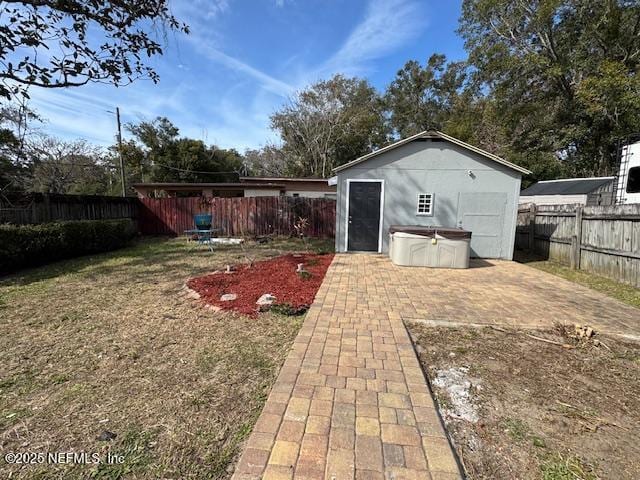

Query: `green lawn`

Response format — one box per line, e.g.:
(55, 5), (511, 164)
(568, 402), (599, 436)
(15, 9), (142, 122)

(0, 236), (332, 480)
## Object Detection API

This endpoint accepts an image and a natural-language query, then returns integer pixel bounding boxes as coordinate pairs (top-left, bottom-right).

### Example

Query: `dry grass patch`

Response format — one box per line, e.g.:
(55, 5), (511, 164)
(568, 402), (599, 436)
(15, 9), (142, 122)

(407, 323), (640, 480)
(515, 252), (640, 309)
(0, 237), (332, 479)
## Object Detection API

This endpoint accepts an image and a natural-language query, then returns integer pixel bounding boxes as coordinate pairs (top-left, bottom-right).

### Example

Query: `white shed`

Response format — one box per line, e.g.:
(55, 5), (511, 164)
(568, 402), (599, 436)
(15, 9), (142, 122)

(332, 131), (531, 259)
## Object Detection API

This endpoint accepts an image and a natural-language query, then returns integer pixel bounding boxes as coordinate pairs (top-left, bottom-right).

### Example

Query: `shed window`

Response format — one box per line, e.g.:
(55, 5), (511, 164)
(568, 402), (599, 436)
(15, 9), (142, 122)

(627, 167), (640, 193)
(417, 193), (433, 215)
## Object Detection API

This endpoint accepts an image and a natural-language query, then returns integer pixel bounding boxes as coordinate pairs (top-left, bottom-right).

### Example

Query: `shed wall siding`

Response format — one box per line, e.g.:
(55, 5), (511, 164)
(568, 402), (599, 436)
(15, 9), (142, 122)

(335, 140), (521, 259)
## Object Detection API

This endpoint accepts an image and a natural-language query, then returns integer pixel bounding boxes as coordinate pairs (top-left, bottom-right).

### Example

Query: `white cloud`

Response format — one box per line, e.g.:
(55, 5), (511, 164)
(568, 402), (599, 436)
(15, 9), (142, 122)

(192, 42), (295, 98)
(182, 0), (230, 20)
(20, 0), (426, 150)
(322, 0), (425, 75)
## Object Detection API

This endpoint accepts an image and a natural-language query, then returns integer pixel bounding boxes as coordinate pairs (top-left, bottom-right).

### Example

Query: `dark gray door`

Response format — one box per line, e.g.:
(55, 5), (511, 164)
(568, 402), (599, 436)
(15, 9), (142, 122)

(348, 181), (381, 251)
(457, 192), (506, 258)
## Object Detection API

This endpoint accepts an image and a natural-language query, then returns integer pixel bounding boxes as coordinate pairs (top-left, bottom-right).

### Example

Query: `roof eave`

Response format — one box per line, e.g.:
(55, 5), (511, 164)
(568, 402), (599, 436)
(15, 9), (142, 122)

(332, 130), (532, 176)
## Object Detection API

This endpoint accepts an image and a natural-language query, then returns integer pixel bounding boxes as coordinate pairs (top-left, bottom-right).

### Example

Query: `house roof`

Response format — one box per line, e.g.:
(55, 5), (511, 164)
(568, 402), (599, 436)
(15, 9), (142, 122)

(240, 176), (330, 182)
(332, 130), (532, 175)
(520, 177), (615, 196)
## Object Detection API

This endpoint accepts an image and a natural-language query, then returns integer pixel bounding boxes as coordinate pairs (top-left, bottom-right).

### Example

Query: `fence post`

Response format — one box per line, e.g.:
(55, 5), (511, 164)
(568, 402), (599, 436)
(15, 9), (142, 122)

(571, 205), (583, 270)
(528, 203), (536, 251)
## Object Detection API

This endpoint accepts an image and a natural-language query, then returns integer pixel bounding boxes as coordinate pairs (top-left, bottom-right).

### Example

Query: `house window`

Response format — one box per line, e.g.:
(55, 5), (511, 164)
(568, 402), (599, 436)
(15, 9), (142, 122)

(627, 167), (640, 193)
(417, 193), (433, 215)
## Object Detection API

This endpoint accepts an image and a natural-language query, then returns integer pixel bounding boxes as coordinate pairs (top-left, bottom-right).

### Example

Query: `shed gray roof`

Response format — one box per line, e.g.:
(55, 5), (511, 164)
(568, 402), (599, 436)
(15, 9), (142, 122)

(520, 177), (614, 196)
(332, 130), (532, 175)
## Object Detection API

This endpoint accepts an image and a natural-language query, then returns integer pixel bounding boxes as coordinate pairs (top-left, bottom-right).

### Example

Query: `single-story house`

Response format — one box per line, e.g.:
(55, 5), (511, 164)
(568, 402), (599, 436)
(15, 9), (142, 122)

(519, 177), (615, 206)
(239, 177), (336, 198)
(332, 130), (531, 259)
(132, 177), (336, 199)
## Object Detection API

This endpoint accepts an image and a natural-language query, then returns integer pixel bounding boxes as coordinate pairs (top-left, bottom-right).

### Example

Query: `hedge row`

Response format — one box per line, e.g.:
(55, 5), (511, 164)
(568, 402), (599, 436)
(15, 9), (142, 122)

(0, 219), (137, 273)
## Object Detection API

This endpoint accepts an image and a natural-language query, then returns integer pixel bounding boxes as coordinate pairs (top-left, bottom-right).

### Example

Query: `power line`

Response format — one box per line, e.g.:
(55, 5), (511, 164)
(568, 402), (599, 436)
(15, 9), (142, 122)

(149, 162), (240, 175)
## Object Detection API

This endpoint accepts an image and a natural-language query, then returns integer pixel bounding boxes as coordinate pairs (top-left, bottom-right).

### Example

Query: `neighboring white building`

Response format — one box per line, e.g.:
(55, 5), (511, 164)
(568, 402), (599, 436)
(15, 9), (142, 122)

(519, 177), (615, 206)
(616, 139), (640, 204)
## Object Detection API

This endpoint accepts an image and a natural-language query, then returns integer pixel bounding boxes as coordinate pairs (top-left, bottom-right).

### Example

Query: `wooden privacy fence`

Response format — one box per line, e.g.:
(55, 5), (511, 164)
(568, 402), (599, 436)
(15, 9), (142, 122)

(516, 203), (640, 287)
(0, 193), (138, 224)
(138, 196), (336, 238)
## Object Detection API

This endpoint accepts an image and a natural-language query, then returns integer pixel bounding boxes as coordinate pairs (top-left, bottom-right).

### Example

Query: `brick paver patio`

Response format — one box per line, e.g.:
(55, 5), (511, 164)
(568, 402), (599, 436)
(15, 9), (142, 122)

(232, 254), (639, 479)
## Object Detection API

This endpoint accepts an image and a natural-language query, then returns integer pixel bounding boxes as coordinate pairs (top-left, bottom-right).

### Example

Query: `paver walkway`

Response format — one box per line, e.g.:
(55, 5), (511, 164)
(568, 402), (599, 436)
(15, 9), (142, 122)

(232, 255), (462, 480)
(232, 253), (640, 479)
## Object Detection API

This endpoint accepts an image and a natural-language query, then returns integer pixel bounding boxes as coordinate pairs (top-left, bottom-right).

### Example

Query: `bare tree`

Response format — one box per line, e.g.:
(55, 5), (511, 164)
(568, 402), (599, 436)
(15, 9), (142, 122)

(28, 135), (108, 194)
(243, 144), (289, 177)
(270, 75), (388, 177)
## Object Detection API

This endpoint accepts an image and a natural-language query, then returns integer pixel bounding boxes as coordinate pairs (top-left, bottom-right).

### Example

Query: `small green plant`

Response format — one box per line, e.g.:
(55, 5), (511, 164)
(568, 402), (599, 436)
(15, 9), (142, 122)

(532, 436), (547, 448)
(298, 270), (312, 280)
(50, 374), (69, 385)
(91, 429), (155, 479)
(270, 303), (308, 316)
(502, 417), (529, 441)
(540, 453), (597, 480)
(293, 217), (310, 252)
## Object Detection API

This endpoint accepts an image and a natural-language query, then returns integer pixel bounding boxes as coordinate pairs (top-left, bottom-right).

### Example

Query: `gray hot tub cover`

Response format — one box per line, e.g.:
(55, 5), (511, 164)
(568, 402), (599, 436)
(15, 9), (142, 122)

(388, 225), (472, 239)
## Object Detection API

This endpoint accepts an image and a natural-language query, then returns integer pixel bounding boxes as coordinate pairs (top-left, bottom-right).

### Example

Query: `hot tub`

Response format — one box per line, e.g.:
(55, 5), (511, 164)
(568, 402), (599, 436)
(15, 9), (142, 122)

(389, 225), (472, 268)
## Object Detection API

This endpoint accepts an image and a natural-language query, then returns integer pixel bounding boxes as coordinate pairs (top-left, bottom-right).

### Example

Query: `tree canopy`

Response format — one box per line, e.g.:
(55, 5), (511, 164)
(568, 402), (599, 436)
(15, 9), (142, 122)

(459, 0), (640, 176)
(270, 75), (388, 177)
(3, 0), (639, 194)
(269, 1), (639, 181)
(0, 0), (188, 99)
(123, 117), (243, 185)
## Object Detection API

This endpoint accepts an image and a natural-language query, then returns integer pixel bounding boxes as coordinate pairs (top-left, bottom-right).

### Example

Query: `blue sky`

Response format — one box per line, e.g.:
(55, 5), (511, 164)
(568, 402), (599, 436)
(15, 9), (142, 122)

(28, 0), (465, 150)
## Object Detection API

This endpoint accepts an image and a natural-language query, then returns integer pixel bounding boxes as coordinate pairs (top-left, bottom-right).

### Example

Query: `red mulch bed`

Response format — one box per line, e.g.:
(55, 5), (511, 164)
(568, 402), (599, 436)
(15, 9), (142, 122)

(187, 253), (334, 317)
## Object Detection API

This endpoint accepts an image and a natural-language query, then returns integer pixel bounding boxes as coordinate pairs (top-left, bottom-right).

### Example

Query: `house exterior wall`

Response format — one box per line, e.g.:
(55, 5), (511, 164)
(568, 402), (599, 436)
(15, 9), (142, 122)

(285, 190), (335, 198)
(244, 188), (282, 197)
(586, 181), (614, 206)
(519, 194), (588, 205)
(243, 189), (334, 198)
(241, 179), (336, 194)
(335, 140), (522, 259)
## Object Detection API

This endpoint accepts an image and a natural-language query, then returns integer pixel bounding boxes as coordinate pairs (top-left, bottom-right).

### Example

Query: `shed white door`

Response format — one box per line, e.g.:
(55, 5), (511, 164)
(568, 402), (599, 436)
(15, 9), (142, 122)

(456, 192), (506, 258)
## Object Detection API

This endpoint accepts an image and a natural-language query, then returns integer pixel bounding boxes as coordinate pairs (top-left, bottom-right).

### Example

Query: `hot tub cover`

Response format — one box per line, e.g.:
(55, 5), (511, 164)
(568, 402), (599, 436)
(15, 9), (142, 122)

(388, 225), (472, 239)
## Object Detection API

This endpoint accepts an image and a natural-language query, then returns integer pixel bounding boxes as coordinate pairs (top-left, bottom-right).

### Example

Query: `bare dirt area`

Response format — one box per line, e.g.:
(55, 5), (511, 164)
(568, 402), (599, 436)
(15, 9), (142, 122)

(0, 237), (332, 480)
(407, 323), (640, 480)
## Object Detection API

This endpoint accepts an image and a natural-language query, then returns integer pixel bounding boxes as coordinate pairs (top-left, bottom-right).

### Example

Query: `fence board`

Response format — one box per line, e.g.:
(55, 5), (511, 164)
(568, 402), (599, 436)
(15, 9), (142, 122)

(0, 193), (138, 225)
(138, 196), (336, 238)
(517, 203), (640, 287)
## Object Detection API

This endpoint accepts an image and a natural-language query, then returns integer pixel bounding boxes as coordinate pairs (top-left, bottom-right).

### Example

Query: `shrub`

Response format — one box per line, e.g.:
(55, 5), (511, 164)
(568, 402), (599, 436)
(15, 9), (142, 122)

(270, 303), (309, 316)
(0, 219), (137, 273)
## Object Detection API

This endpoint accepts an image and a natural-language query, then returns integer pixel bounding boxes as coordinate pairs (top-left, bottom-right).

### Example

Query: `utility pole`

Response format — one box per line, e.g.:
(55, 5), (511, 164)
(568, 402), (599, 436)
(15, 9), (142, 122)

(116, 107), (126, 197)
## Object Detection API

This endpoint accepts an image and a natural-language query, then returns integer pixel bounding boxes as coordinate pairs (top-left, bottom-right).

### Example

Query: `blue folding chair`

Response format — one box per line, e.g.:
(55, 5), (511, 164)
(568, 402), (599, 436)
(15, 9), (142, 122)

(185, 214), (216, 251)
